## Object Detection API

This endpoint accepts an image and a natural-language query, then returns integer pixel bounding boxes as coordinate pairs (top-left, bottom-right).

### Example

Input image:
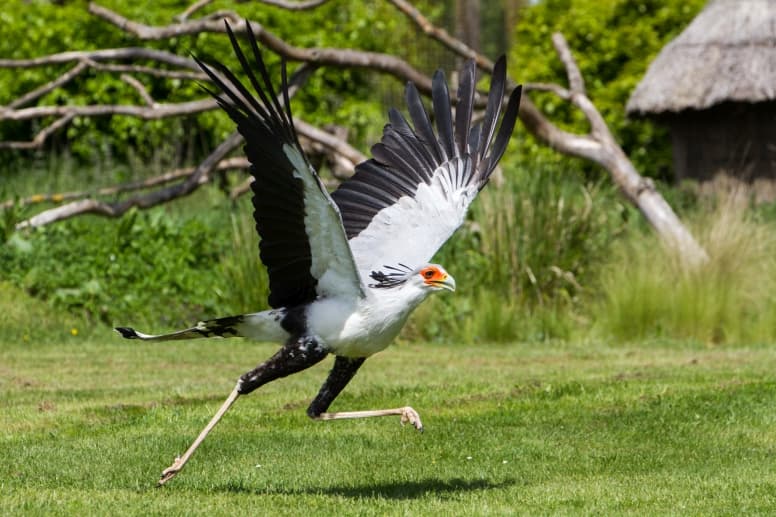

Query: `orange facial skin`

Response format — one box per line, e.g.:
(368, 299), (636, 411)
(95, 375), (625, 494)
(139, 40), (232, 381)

(420, 266), (447, 285)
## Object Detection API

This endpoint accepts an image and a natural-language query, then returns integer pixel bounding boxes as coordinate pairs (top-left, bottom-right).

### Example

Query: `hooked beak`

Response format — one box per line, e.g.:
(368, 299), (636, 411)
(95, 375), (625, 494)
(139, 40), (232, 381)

(433, 274), (456, 292)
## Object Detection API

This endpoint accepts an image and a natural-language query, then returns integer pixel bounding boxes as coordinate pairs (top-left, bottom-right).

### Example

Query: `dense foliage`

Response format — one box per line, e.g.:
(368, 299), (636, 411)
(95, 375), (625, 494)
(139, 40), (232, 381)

(511, 0), (706, 179)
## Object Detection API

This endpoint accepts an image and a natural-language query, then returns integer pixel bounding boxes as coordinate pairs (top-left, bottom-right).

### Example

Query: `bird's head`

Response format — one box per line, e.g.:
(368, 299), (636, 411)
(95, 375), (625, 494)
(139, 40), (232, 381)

(414, 264), (456, 293)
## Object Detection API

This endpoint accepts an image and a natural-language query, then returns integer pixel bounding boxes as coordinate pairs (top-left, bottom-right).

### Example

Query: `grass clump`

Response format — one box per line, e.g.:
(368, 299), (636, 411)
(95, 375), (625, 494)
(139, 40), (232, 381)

(593, 194), (776, 344)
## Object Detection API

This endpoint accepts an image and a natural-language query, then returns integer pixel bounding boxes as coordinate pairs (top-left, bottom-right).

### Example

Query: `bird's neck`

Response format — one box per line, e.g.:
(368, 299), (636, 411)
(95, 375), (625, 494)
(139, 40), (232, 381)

(369, 282), (432, 319)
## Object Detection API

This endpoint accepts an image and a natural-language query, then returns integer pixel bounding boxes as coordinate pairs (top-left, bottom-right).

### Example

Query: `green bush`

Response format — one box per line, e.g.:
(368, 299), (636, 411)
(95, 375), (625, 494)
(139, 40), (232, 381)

(0, 206), (229, 329)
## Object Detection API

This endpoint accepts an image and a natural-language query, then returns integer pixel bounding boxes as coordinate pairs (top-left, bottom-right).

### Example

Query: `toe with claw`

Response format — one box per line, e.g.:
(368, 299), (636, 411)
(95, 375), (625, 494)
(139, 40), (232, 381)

(399, 406), (423, 432)
(157, 456), (185, 486)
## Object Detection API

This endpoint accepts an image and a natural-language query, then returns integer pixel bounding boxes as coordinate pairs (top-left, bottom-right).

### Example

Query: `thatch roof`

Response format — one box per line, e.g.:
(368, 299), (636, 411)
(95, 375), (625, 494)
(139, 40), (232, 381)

(626, 0), (776, 114)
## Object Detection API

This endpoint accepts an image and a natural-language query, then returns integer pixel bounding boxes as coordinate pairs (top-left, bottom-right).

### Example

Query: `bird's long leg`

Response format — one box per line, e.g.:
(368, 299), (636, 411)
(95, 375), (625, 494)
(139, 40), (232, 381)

(157, 337), (329, 486)
(158, 387), (240, 485)
(307, 356), (424, 432)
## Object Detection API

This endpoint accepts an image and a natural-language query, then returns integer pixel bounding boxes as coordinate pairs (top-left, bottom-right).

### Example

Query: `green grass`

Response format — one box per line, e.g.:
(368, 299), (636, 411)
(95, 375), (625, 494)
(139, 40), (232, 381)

(3, 331), (776, 515)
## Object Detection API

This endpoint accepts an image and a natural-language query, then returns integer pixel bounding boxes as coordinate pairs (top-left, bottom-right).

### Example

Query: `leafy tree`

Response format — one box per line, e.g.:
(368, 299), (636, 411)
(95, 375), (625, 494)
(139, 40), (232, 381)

(511, 0), (706, 180)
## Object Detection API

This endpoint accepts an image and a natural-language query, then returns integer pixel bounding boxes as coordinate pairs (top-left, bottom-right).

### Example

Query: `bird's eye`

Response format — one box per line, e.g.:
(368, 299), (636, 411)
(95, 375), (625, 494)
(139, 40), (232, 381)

(423, 270), (435, 279)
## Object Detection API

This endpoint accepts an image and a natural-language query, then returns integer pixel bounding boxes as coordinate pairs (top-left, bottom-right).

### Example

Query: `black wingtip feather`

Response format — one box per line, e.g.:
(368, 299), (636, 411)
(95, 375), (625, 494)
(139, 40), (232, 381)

(333, 55), (521, 242)
(431, 69), (455, 160)
(115, 327), (139, 339)
(477, 55), (507, 162)
(195, 19), (322, 310)
(484, 84), (522, 176)
(454, 59), (476, 157)
(405, 82), (442, 164)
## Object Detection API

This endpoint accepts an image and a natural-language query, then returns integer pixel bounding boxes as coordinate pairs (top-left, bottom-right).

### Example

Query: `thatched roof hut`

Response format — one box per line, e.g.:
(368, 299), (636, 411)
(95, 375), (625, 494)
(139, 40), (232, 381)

(627, 0), (776, 183)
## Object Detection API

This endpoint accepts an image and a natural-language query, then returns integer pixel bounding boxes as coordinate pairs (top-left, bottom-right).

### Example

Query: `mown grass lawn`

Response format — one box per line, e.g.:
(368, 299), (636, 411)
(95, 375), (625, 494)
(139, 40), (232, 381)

(2, 334), (776, 515)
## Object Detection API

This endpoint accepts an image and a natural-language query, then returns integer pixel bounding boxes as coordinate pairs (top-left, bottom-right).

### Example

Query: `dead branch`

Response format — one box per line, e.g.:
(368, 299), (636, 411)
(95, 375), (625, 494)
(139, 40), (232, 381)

(89, 3), (434, 90)
(1, 157), (249, 211)
(294, 119), (367, 170)
(120, 74), (156, 107)
(87, 61), (207, 81)
(9, 61), (89, 110)
(254, 0), (330, 10)
(15, 132), (243, 229)
(176, 0), (214, 22)
(2, 99), (217, 122)
(0, 114), (75, 150)
(522, 82), (572, 99)
(552, 33), (586, 94)
(387, 0), (490, 70)
(0, 47), (199, 70)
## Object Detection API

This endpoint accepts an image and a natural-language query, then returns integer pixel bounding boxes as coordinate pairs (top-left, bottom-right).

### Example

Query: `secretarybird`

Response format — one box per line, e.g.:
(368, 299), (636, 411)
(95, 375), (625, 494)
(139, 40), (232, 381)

(116, 21), (521, 485)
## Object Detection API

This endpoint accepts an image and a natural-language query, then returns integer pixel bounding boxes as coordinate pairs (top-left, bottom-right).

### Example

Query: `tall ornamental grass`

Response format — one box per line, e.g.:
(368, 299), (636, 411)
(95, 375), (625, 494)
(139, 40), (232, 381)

(593, 193), (776, 344)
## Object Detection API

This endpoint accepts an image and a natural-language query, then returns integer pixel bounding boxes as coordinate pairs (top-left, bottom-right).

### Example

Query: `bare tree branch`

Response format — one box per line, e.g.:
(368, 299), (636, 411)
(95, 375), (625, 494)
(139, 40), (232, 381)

(15, 131), (243, 229)
(551, 33), (586, 94)
(87, 61), (207, 81)
(120, 74), (156, 107)
(2, 157), (249, 211)
(294, 118), (367, 168)
(0, 47), (199, 70)
(8, 61), (89, 110)
(387, 0), (490, 69)
(88, 2), (434, 91)
(176, 0), (214, 22)
(229, 177), (254, 200)
(0, 114), (75, 150)
(254, 0), (330, 10)
(2, 99), (217, 122)
(523, 82), (571, 100)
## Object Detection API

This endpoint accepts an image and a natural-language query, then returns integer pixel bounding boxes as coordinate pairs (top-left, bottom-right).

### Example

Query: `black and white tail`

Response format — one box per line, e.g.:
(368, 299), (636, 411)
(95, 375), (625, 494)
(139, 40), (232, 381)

(115, 311), (289, 342)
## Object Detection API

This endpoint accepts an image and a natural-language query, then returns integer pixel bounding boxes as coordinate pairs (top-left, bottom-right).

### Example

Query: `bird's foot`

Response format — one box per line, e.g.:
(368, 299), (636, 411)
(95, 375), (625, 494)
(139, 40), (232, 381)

(157, 456), (185, 486)
(399, 406), (423, 432)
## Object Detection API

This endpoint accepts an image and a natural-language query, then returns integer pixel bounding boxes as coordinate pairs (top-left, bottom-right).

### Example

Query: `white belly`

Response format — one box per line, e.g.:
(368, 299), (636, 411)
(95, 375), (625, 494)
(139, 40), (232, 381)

(306, 295), (415, 358)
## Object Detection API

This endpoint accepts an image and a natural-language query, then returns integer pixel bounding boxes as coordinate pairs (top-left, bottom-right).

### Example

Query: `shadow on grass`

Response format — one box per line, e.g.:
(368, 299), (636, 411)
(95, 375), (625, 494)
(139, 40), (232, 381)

(219, 477), (516, 500)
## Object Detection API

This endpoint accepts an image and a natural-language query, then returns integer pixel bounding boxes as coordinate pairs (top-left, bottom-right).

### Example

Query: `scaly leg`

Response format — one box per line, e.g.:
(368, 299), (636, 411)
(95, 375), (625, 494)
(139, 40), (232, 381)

(157, 337), (328, 486)
(158, 387), (240, 485)
(307, 356), (424, 432)
(314, 407), (423, 431)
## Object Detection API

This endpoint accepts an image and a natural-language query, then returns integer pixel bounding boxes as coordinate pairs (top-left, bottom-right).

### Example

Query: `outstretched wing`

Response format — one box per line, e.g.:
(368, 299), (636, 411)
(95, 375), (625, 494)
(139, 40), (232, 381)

(331, 58), (522, 279)
(196, 22), (364, 308)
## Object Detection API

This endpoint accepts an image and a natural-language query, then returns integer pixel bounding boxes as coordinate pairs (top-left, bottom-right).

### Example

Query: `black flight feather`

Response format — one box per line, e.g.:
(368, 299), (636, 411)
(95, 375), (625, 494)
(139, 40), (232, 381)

(196, 21), (319, 309)
(477, 56), (507, 173)
(484, 85), (522, 177)
(454, 60), (476, 157)
(405, 82), (443, 164)
(431, 69), (456, 160)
